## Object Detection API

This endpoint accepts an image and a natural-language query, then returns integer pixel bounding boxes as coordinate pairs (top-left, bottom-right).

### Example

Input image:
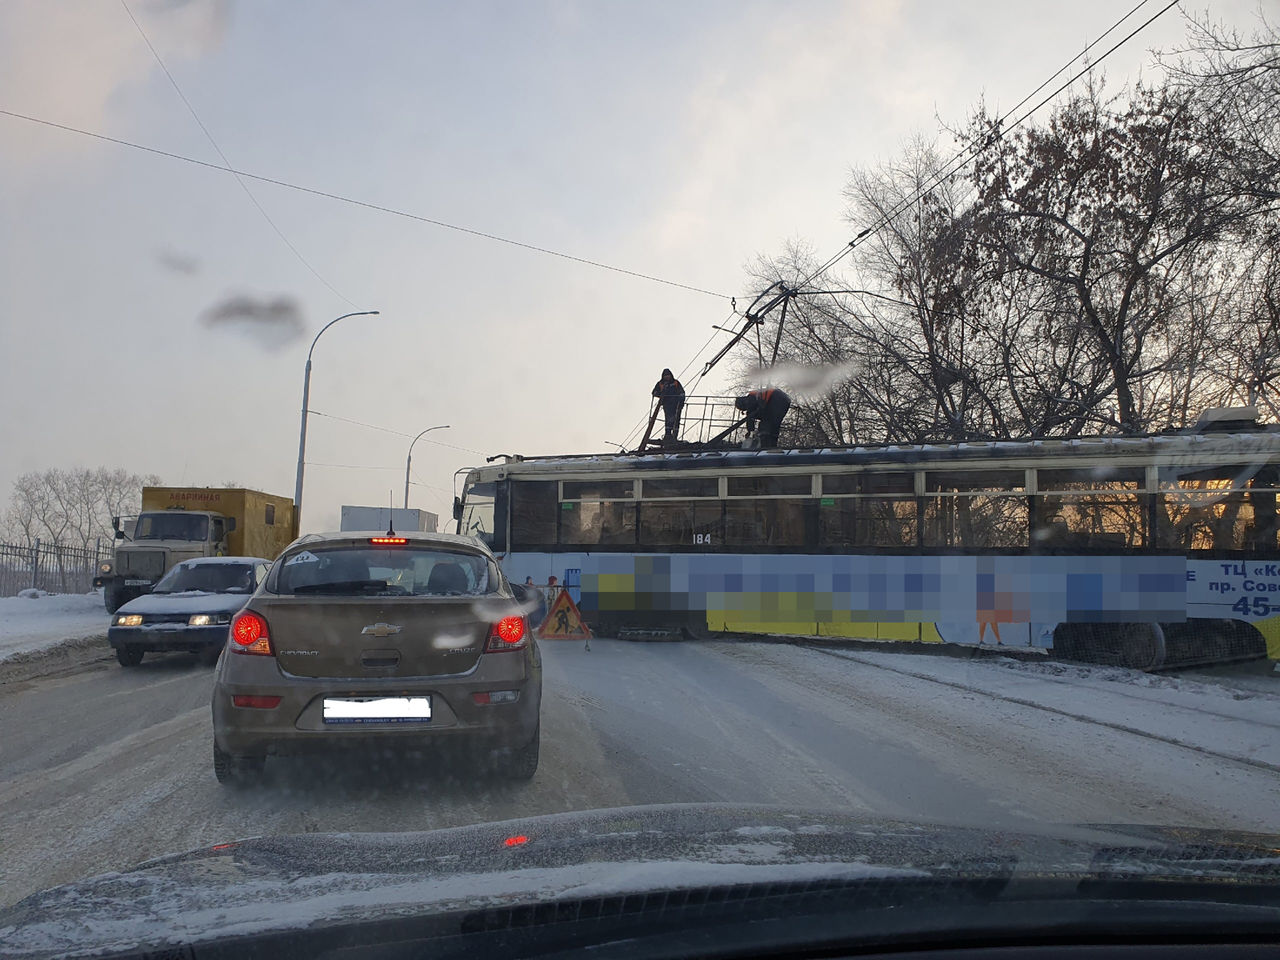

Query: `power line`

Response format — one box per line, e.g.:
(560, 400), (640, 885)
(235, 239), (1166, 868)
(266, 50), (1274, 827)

(663, 0), (1180, 398)
(306, 462), (400, 470)
(307, 409), (486, 455)
(0, 106), (730, 301)
(118, 0), (357, 308)
(854, 0), (1175, 259)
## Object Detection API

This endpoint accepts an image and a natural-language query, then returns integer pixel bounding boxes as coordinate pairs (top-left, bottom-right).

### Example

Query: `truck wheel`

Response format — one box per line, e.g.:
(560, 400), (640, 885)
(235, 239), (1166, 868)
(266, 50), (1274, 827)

(213, 742), (266, 786)
(104, 586), (124, 614)
(115, 646), (144, 667)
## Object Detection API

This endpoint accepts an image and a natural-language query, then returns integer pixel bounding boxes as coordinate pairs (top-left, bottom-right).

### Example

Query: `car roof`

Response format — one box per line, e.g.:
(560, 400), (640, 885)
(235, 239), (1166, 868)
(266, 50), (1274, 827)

(282, 531), (495, 557)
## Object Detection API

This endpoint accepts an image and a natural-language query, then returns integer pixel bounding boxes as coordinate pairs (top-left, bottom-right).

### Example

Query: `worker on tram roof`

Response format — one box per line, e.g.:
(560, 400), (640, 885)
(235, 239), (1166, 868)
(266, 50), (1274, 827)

(652, 368), (686, 445)
(736, 387), (791, 449)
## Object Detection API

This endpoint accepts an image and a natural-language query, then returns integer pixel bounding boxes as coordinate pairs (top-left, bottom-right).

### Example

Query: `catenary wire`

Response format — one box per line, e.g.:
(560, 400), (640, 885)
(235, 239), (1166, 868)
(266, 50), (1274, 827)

(0, 108), (730, 301)
(119, 0), (358, 307)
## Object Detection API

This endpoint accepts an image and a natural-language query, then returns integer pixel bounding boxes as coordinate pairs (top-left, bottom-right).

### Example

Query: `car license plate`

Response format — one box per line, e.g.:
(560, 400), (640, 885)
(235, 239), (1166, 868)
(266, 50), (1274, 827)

(323, 696), (431, 724)
(124, 579), (152, 586)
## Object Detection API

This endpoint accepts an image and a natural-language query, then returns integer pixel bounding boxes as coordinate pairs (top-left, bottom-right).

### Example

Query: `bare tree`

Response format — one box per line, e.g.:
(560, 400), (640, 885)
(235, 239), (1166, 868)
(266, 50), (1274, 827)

(4, 468), (162, 551)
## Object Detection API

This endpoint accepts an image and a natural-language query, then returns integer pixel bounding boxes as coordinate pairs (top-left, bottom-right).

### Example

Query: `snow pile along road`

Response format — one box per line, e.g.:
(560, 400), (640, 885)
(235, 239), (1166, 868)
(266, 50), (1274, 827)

(0, 592), (109, 662)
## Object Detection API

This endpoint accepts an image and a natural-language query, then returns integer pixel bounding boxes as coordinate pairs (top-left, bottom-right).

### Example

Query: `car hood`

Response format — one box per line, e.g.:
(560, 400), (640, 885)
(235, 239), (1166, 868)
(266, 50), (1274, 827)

(116, 591), (251, 616)
(3, 804), (1279, 958)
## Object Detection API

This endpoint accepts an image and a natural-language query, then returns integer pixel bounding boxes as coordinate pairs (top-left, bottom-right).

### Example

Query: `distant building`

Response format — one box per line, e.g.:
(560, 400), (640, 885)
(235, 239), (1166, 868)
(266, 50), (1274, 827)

(339, 506), (438, 533)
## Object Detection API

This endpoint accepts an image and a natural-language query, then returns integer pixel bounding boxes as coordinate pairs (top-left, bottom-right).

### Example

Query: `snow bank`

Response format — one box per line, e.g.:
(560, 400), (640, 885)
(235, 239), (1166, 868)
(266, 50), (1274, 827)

(0, 592), (109, 662)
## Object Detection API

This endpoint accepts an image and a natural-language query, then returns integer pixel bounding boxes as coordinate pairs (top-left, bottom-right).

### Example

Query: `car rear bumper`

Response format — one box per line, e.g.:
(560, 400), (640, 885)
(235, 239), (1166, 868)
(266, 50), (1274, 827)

(109, 625), (228, 652)
(211, 649), (541, 757)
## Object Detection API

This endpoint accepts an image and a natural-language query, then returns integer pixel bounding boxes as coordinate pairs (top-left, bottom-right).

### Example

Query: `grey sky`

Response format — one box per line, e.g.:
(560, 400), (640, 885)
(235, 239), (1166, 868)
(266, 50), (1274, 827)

(0, 0), (1263, 533)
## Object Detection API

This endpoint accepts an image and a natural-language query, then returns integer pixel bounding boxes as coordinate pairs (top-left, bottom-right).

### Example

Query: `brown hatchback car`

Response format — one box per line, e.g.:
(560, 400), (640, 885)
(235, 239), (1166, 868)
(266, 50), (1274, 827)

(211, 531), (541, 785)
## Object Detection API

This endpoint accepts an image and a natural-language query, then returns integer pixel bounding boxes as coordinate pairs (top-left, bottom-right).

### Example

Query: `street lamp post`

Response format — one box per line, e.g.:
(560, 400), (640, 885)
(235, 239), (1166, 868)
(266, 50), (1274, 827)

(405, 425), (450, 509)
(293, 310), (379, 532)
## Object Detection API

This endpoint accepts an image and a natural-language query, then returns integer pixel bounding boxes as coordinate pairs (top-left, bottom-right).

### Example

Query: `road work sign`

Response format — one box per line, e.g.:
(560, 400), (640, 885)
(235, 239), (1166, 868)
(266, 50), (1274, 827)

(538, 590), (592, 640)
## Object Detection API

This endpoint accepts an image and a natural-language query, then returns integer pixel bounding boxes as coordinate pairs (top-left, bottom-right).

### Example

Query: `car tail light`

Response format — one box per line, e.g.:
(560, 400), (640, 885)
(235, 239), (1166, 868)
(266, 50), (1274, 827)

(370, 537), (407, 545)
(232, 695), (281, 709)
(230, 610), (272, 656)
(484, 615), (527, 652)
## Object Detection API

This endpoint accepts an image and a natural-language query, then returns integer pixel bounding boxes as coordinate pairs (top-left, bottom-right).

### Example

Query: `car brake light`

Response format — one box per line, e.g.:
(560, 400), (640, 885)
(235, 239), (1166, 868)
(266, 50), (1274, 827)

(230, 610), (272, 656)
(484, 616), (527, 652)
(232, 695), (281, 709)
(370, 537), (408, 545)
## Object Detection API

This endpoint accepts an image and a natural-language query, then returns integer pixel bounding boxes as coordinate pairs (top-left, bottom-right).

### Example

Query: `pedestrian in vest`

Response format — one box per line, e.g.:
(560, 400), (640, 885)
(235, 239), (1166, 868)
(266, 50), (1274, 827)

(735, 387), (792, 448)
(651, 368), (686, 444)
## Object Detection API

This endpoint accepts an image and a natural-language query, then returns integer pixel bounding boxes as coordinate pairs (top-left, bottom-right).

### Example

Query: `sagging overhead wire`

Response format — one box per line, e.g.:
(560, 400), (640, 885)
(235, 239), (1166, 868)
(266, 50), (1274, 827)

(119, 0), (357, 308)
(675, 0), (1181, 396)
(0, 109), (730, 302)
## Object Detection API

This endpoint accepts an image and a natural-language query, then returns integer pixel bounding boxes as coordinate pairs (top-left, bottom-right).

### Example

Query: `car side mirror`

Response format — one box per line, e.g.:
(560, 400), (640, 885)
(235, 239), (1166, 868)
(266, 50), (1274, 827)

(452, 497), (463, 521)
(114, 530), (126, 540)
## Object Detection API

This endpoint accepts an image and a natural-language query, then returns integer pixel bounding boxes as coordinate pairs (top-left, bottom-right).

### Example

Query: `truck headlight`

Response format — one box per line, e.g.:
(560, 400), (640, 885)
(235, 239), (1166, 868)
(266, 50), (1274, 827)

(188, 614), (231, 626)
(115, 614), (143, 626)
(99, 562), (113, 574)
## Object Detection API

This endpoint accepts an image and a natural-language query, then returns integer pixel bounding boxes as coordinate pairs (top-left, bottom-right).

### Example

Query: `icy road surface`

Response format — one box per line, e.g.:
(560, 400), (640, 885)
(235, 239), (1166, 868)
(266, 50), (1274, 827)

(1, 638), (1279, 907)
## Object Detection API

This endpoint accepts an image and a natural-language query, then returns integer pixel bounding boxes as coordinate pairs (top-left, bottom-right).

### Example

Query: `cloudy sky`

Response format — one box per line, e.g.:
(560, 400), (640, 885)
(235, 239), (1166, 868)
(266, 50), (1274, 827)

(0, 0), (1263, 533)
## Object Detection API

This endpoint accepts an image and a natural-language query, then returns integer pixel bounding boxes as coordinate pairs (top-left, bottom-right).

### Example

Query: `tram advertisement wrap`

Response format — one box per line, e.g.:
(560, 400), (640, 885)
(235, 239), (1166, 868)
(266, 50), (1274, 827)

(504, 553), (1280, 658)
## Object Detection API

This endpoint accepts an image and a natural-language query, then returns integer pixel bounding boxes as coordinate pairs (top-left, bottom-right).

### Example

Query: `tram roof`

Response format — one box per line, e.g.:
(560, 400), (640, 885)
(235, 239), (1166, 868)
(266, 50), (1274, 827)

(465, 427), (1280, 482)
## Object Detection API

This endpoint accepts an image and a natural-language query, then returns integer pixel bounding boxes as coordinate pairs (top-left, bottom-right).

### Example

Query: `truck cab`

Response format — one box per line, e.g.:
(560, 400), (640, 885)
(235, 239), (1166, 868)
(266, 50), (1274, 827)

(94, 485), (296, 612)
(96, 509), (236, 612)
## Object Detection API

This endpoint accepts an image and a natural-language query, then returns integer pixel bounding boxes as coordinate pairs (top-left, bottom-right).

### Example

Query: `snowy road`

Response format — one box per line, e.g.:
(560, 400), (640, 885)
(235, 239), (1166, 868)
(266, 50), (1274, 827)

(2, 637), (1279, 907)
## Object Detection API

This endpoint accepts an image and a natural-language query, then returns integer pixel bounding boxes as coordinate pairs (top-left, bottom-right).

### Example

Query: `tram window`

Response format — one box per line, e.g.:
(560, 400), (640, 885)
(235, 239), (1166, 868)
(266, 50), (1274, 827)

(1038, 467), (1143, 491)
(819, 497), (919, 547)
(819, 498), (859, 546)
(459, 483), (496, 546)
(1038, 493), (1146, 548)
(641, 476), (719, 499)
(726, 474), (812, 497)
(724, 499), (807, 546)
(923, 495), (1028, 548)
(562, 480), (634, 501)
(510, 481), (558, 548)
(926, 470), (1025, 492)
(638, 500), (723, 546)
(1156, 469), (1255, 550)
(822, 472), (913, 495)
(559, 500), (636, 545)
(863, 498), (919, 546)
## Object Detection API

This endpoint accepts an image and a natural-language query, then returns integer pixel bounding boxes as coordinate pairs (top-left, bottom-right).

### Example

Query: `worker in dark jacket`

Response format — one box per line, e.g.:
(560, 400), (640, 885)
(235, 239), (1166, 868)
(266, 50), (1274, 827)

(652, 368), (686, 444)
(735, 388), (791, 448)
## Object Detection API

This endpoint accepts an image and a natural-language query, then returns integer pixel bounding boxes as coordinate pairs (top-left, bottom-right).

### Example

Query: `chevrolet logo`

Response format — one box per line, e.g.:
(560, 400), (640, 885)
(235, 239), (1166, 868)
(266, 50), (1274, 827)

(360, 622), (402, 638)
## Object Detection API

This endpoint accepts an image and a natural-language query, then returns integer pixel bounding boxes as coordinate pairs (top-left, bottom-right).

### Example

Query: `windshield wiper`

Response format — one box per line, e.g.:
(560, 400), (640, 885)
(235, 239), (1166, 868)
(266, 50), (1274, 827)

(293, 580), (389, 595)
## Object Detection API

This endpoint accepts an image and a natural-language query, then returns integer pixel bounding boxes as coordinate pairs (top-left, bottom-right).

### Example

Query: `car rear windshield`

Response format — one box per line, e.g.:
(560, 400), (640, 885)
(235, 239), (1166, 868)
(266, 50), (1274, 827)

(153, 562), (253, 594)
(273, 545), (498, 597)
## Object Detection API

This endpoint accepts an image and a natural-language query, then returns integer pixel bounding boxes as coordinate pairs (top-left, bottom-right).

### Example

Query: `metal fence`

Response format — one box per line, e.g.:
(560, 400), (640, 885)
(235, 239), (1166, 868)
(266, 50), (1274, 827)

(0, 540), (113, 597)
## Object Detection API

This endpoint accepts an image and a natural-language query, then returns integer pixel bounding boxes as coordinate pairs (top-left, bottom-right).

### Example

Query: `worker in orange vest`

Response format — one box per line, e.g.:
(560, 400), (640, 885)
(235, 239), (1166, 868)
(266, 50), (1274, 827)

(735, 388), (791, 448)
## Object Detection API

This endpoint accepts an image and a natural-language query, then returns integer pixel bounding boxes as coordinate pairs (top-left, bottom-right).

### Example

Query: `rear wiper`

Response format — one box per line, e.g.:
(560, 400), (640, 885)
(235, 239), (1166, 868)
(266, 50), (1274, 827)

(293, 580), (388, 595)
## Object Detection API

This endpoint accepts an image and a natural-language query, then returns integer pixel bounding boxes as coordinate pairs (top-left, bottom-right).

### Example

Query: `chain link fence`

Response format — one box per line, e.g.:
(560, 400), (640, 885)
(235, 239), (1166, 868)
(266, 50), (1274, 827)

(0, 540), (113, 597)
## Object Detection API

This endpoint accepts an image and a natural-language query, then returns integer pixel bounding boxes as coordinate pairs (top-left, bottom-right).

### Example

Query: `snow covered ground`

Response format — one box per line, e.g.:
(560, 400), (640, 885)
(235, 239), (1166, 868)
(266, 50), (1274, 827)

(0, 591), (109, 661)
(816, 646), (1280, 771)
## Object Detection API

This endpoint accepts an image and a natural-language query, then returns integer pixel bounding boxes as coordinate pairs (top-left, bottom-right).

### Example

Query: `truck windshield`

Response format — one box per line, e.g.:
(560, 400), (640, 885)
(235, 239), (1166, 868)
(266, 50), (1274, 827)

(153, 562), (254, 594)
(133, 513), (210, 542)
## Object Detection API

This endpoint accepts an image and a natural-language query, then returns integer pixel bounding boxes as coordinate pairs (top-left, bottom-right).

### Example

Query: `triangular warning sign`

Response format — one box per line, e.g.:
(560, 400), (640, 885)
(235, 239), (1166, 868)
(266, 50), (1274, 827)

(537, 590), (592, 639)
